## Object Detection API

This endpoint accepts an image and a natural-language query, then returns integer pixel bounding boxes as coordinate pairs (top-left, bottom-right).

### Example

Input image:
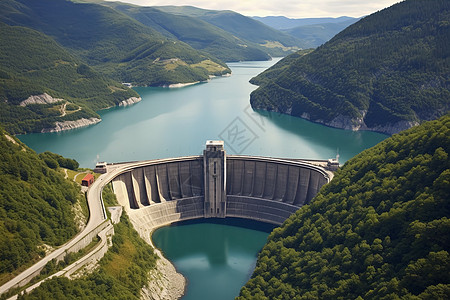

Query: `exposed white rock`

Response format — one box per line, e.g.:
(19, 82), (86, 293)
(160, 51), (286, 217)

(20, 93), (64, 106)
(300, 112), (311, 120)
(118, 97), (142, 107)
(41, 118), (101, 133)
(141, 249), (186, 300)
(165, 82), (200, 88)
(366, 120), (419, 135)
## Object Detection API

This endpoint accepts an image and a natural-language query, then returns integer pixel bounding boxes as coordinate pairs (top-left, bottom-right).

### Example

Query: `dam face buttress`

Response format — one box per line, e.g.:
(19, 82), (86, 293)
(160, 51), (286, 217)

(110, 141), (333, 233)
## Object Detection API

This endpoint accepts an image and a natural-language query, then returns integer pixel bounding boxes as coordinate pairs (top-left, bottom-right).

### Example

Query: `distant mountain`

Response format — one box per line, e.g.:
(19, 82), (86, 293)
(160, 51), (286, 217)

(250, 0), (450, 135)
(253, 16), (358, 30)
(283, 18), (360, 48)
(156, 6), (305, 56)
(103, 3), (271, 62)
(0, 0), (230, 87)
(0, 23), (138, 134)
(239, 114), (450, 299)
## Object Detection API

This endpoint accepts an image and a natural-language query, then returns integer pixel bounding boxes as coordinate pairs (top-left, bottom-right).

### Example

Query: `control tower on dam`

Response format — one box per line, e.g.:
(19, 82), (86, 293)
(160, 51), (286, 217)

(110, 141), (335, 233)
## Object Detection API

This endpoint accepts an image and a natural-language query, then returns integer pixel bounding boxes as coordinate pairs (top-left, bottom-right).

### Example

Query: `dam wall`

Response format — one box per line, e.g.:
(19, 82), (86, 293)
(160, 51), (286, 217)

(111, 141), (332, 231)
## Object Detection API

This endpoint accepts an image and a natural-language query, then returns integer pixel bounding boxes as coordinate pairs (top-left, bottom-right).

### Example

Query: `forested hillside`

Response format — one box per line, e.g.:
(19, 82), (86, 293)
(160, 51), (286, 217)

(0, 23), (138, 134)
(283, 18), (360, 48)
(156, 6), (303, 57)
(14, 186), (158, 300)
(252, 16), (357, 30)
(0, 0), (230, 87)
(239, 115), (450, 299)
(0, 127), (81, 283)
(102, 3), (271, 62)
(250, 0), (450, 134)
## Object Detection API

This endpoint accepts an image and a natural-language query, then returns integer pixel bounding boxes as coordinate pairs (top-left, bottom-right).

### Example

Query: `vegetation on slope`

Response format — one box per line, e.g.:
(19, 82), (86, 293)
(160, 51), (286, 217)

(253, 16), (358, 30)
(238, 115), (450, 299)
(250, 0), (450, 134)
(0, 22), (139, 134)
(16, 185), (158, 300)
(103, 3), (271, 62)
(0, 0), (230, 87)
(283, 18), (360, 48)
(156, 6), (303, 57)
(0, 127), (81, 283)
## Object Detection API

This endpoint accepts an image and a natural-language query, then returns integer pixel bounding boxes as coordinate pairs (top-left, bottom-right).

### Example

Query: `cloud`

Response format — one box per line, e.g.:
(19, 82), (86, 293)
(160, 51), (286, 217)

(105, 0), (401, 18)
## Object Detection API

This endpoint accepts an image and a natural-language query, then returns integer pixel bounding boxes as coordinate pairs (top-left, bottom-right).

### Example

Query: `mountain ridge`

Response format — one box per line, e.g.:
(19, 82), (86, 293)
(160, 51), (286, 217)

(249, 0), (450, 134)
(0, 0), (231, 87)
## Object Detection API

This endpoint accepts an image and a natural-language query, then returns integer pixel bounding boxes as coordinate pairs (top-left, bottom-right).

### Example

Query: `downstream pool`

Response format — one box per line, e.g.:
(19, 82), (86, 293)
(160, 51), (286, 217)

(152, 219), (276, 300)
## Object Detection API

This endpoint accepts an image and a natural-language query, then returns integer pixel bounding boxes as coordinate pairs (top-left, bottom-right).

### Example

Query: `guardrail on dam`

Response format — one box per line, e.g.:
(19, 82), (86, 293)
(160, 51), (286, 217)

(110, 141), (334, 232)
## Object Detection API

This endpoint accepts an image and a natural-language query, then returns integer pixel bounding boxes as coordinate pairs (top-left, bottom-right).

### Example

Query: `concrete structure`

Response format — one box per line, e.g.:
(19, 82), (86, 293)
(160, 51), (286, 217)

(94, 162), (107, 174)
(111, 141), (333, 234)
(1, 141), (334, 297)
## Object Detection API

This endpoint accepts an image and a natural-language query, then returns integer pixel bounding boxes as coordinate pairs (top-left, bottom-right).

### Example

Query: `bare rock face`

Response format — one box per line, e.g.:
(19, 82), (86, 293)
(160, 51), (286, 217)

(41, 118), (101, 133)
(141, 249), (186, 300)
(20, 93), (64, 106)
(118, 97), (142, 107)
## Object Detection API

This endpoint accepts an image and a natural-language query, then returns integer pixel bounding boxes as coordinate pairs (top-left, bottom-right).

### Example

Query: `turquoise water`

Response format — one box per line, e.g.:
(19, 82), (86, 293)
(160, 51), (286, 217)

(17, 59), (388, 299)
(152, 219), (276, 300)
(18, 59), (387, 168)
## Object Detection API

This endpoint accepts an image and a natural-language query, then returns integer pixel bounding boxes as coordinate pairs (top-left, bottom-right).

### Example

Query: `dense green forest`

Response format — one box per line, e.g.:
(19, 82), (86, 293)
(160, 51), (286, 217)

(0, 22), (139, 134)
(250, 0), (450, 134)
(0, 0), (230, 87)
(101, 3), (272, 62)
(238, 115), (450, 299)
(155, 5), (303, 57)
(0, 127), (82, 284)
(14, 185), (158, 300)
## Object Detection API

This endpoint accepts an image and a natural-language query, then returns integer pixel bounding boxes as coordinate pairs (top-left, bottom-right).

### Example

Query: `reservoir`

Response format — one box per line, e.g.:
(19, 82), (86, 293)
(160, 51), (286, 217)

(18, 59), (388, 299)
(18, 58), (387, 168)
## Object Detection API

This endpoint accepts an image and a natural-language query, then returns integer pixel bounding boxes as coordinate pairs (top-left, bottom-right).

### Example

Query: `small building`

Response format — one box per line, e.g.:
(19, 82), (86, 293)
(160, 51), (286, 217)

(327, 158), (340, 171)
(81, 173), (94, 187)
(94, 162), (107, 174)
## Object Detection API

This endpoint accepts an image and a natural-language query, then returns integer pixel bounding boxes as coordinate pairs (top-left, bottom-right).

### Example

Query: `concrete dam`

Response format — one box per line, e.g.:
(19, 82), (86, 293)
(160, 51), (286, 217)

(110, 141), (334, 232)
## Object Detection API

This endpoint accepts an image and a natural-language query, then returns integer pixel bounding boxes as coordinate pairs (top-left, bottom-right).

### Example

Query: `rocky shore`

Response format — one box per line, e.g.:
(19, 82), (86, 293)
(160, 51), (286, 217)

(41, 118), (101, 133)
(254, 105), (419, 135)
(141, 248), (186, 300)
(118, 96), (142, 107)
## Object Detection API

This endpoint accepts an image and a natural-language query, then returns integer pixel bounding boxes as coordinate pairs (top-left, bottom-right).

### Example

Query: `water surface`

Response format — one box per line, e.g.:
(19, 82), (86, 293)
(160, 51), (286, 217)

(18, 59), (387, 167)
(152, 219), (275, 300)
(18, 59), (389, 299)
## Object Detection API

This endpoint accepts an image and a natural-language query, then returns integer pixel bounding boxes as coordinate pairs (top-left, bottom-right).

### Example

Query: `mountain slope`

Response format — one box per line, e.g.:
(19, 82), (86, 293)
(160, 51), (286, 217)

(0, 127), (81, 283)
(0, 22), (139, 134)
(253, 16), (358, 30)
(283, 18), (360, 48)
(238, 114), (450, 299)
(156, 6), (304, 56)
(250, 0), (450, 134)
(102, 3), (271, 62)
(0, 0), (230, 87)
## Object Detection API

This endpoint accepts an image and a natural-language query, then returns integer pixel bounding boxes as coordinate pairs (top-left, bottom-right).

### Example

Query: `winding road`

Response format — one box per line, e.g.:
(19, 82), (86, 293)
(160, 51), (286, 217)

(0, 170), (111, 295)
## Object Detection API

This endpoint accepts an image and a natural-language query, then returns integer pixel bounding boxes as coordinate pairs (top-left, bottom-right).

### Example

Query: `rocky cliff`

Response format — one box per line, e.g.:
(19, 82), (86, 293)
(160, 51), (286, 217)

(41, 118), (101, 133)
(118, 97), (142, 107)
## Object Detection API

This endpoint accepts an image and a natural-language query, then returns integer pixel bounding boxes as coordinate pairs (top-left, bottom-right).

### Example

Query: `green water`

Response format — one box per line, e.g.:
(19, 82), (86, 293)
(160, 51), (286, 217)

(152, 219), (276, 300)
(17, 59), (388, 299)
(18, 59), (387, 167)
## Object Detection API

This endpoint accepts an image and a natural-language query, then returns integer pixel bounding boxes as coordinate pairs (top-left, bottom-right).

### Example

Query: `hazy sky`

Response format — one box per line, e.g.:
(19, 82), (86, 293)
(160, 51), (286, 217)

(105, 0), (402, 18)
